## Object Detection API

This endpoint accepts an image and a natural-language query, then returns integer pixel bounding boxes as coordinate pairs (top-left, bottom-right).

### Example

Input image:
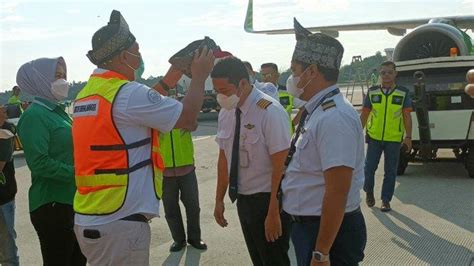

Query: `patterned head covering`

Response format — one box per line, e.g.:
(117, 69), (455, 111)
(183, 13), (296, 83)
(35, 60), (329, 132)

(87, 10), (136, 65)
(292, 18), (344, 70)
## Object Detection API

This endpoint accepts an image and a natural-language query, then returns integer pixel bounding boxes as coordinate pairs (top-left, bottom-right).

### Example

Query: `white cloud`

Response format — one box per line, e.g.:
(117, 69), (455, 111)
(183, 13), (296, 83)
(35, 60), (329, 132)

(0, 15), (24, 22)
(0, 25), (94, 42)
(295, 0), (349, 13)
(0, 1), (21, 14)
(0, 27), (60, 42)
(65, 9), (81, 14)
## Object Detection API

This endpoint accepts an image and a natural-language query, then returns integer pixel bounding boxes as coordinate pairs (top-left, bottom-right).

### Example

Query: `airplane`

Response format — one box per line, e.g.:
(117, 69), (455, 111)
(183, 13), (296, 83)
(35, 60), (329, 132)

(243, 0), (474, 178)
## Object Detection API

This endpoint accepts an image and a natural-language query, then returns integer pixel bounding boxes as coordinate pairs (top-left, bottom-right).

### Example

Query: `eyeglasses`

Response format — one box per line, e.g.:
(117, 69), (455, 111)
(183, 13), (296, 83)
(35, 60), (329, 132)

(380, 71), (394, 75)
(261, 73), (273, 78)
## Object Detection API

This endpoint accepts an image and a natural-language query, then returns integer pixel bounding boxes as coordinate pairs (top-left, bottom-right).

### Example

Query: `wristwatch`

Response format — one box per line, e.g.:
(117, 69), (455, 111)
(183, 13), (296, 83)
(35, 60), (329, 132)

(313, 251), (329, 262)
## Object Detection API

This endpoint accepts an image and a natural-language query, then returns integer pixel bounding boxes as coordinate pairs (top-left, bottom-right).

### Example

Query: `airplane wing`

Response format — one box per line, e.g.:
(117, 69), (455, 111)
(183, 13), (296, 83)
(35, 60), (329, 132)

(244, 0), (474, 37)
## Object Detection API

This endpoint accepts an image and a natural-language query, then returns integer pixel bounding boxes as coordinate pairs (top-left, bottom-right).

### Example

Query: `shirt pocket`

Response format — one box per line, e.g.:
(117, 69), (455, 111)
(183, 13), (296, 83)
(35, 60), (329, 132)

(242, 133), (259, 162)
(293, 133), (310, 169)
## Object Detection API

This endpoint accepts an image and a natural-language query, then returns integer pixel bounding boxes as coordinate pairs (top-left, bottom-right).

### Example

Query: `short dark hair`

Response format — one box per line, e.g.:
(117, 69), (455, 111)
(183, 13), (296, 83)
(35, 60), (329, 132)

(294, 60), (339, 82)
(242, 61), (253, 72)
(12, 86), (20, 91)
(261, 63), (278, 73)
(381, 61), (396, 70)
(211, 57), (250, 87)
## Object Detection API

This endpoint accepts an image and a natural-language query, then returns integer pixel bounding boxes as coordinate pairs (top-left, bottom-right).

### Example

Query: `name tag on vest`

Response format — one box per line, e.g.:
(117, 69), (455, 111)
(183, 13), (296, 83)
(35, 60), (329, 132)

(392, 95), (403, 105)
(371, 95), (382, 103)
(73, 100), (99, 118)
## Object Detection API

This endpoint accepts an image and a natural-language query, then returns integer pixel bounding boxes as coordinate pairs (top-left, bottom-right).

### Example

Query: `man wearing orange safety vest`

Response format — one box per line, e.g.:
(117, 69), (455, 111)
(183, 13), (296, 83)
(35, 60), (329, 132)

(71, 10), (215, 266)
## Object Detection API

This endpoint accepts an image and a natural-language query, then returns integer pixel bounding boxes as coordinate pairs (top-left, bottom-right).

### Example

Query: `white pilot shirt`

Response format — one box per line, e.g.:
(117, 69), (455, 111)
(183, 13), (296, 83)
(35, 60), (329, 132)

(282, 85), (365, 216)
(75, 68), (183, 226)
(216, 88), (290, 195)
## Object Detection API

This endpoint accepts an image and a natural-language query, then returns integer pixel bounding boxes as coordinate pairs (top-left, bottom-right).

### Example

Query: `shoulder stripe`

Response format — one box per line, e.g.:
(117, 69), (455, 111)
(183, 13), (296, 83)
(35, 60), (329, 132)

(256, 98), (272, 109)
(321, 99), (336, 111)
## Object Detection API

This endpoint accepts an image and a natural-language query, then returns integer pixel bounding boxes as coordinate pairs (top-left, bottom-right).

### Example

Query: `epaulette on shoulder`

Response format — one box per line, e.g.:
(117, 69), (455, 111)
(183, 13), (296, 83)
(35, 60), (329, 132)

(321, 99), (336, 111)
(256, 98), (272, 110)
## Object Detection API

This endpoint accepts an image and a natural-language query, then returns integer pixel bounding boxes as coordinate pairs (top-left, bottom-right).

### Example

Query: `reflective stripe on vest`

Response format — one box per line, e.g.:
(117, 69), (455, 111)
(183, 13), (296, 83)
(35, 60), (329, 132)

(366, 86), (406, 142)
(72, 70), (165, 215)
(159, 129), (194, 168)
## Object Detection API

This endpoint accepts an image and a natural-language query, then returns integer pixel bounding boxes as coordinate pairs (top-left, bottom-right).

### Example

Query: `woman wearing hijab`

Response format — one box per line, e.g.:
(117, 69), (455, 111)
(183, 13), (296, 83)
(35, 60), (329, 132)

(16, 57), (86, 265)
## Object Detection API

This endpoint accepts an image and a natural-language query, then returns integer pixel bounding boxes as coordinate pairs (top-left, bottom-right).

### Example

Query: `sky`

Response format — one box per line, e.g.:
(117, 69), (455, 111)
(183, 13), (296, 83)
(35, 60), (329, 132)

(0, 0), (473, 92)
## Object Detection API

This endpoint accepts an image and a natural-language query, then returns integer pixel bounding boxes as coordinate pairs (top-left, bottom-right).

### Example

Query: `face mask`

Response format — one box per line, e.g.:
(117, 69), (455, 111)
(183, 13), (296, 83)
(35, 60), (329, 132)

(286, 75), (304, 98)
(51, 79), (69, 101)
(135, 57), (145, 80)
(286, 68), (312, 98)
(124, 51), (143, 80)
(217, 93), (240, 110)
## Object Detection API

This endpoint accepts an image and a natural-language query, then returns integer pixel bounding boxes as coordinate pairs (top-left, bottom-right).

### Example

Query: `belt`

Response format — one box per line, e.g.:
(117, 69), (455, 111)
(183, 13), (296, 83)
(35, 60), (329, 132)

(120, 214), (149, 223)
(289, 207), (361, 223)
(237, 192), (270, 199)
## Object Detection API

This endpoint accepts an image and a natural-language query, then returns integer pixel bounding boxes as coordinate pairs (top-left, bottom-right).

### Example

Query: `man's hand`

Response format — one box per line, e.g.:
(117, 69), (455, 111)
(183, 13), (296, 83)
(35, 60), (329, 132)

(190, 47), (215, 81)
(264, 210), (282, 242)
(402, 137), (412, 152)
(163, 65), (183, 86)
(311, 258), (330, 266)
(214, 201), (228, 227)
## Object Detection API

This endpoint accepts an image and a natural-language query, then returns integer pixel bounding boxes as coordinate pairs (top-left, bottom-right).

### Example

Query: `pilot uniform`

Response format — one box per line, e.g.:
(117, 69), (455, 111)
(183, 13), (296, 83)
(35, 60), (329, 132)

(281, 19), (367, 265)
(216, 87), (291, 266)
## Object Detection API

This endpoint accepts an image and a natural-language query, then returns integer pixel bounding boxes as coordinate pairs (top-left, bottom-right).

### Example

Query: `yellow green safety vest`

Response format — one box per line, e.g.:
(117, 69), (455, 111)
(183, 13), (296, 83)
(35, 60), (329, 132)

(8, 95), (21, 105)
(367, 86), (407, 142)
(278, 90), (294, 135)
(160, 129), (194, 168)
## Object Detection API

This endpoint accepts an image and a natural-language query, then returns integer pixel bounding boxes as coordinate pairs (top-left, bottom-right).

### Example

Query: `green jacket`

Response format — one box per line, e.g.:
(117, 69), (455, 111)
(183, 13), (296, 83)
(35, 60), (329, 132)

(17, 97), (76, 212)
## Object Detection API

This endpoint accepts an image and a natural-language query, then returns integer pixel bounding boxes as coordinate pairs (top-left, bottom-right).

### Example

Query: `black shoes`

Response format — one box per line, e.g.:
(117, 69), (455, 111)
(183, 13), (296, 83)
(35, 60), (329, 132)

(366, 192), (375, 207)
(381, 201), (392, 212)
(170, 239), (207, 252)
(188, 239), (207, 250)
(169, 240), (187, 252)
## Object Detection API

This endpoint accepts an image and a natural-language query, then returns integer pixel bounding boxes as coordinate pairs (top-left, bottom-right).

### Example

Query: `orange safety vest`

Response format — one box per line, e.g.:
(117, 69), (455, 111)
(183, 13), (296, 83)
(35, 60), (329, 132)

(72, 70), (164, 215)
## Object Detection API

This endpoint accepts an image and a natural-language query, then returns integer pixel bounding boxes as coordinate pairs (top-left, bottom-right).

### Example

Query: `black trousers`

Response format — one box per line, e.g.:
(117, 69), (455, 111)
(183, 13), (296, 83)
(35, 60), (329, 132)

(290, 209), (367, 266)
(30, 202), (86, 266)
(237, 193), (291, 266)
(162, 169), (201, 242)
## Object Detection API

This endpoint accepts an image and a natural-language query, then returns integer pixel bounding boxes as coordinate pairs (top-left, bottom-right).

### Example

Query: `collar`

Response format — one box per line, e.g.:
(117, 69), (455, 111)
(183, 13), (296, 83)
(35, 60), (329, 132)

(33, 97), (61, 111)
(305, 84), (338, 113)
(381, 84), (396, 90)
(239, 87), (260, 116)
(91, 68), (129, 80)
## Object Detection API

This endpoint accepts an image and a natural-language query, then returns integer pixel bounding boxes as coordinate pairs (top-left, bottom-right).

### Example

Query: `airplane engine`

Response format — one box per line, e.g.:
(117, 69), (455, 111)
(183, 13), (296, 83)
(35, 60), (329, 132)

(393, 22), (471, 61)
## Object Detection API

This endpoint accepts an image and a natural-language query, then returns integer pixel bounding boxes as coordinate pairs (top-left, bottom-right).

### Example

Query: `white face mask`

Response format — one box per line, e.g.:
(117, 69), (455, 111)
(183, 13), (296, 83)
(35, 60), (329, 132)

(217, 93), (240, 110)
(51, 79), (69, 101)
(286, 75), (304, 98)
(286, 68), (312, 99)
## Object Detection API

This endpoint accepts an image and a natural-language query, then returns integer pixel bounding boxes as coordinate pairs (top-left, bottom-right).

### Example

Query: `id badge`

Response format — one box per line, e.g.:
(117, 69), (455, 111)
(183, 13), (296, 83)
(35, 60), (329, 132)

(240, 148), (249, 168)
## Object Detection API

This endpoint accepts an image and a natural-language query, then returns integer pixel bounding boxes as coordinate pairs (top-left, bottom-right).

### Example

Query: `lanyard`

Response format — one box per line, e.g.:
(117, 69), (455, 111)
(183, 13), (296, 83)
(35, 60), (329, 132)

(285, 88), (340, 167)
